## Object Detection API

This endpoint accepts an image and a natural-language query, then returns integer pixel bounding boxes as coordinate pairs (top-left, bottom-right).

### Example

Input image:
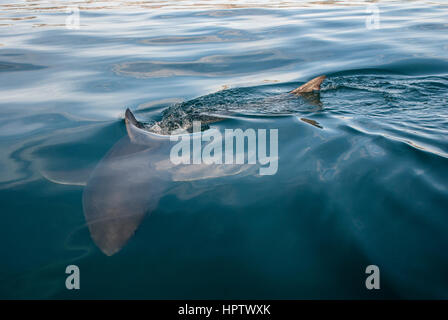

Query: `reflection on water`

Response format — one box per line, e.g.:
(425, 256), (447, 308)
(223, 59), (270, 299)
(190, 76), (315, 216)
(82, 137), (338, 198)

(113, 51), (295, 78)
(1, 0), (448, 299)
(300, 117), (323, 128)
(0, 0), (392, 13)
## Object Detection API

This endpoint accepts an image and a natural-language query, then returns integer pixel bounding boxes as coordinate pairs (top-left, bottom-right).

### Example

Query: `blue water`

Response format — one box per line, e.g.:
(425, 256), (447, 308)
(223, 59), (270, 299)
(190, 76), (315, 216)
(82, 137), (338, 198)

(0, 0), (447, 299)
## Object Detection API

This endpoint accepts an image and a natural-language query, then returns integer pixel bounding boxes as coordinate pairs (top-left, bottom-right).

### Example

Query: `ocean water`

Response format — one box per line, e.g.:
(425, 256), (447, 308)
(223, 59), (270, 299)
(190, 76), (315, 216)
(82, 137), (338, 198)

(0, 0), (447, 299)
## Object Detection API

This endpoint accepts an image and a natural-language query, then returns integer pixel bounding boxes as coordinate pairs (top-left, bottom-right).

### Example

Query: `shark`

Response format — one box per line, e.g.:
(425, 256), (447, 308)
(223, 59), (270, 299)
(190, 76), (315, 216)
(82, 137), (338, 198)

(82, 75), (326, 255)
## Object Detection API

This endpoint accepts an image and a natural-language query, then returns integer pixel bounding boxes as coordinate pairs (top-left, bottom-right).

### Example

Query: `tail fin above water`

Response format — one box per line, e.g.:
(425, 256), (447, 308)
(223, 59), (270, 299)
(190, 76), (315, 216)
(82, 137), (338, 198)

(290, 75), (326, 94)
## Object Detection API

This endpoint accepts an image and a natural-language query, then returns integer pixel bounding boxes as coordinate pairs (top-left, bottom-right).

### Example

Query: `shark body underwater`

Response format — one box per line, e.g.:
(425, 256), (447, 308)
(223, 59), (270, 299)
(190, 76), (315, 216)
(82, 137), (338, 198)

(82, 75), (326, 255)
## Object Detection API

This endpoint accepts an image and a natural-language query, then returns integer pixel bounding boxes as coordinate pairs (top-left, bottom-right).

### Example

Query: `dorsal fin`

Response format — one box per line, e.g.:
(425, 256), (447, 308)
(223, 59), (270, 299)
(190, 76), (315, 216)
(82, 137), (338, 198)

(125, 108), (144, 129)
(290, 75), (326, 94)
(125, 108), (152, 145)
(124, 108), (171, 147)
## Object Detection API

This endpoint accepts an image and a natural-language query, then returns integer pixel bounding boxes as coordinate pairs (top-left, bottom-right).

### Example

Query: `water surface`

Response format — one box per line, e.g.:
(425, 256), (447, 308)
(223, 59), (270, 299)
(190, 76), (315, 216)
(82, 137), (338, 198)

(0, 0), (447, 299)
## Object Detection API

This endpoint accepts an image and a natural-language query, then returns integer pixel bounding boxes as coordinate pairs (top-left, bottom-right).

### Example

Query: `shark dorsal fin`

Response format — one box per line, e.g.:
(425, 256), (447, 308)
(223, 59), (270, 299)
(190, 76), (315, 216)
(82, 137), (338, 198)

(125, 108), (144, 129)
(290, 75), (326, 94)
